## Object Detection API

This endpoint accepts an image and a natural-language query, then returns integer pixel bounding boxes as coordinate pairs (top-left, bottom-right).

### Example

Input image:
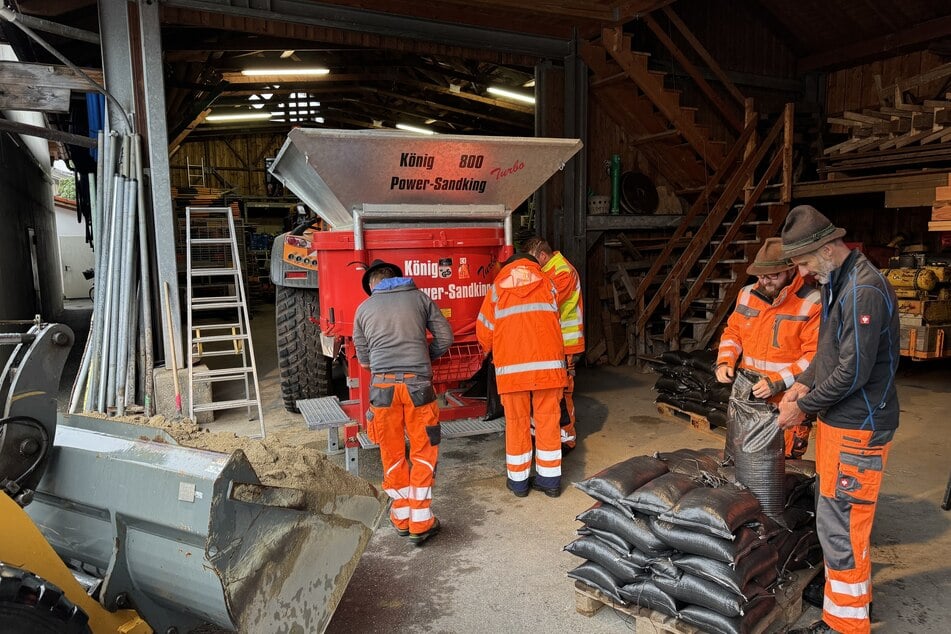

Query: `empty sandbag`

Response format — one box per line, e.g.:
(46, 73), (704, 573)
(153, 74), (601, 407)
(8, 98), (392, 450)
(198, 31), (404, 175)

(577, 503), (672, 556)
(617, 580), (680, 617)
(655, 448), (722, 479)
(678, 595), (777, 634)
(622, 472), (700, 516)
(658, 486), (763, 540)
(675, 546), (780, 596)
(708, 408), (728, 427)
(653, 571), (769, 617)
(649, 518), (766, 565)
(575, 455), (669, 505)
(563, 537), (648, 584)
(782, 506), (816, 530)
(728, 371), (786, 522)
(567, 561), (627, 605)
(785, 458), (818, 478)
(783, 472), (815, 509)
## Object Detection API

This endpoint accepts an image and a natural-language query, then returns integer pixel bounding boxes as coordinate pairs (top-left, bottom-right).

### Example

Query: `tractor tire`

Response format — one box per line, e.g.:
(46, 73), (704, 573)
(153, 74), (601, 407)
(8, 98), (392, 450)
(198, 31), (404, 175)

(0, 564), (91, 634)
(276, 285), (333, 413)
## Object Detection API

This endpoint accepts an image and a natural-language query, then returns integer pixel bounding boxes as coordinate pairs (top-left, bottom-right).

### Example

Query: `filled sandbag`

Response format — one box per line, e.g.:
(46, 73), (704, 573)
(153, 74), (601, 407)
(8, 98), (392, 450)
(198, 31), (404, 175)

(728, 371), (785, 522)
(577, 503), (672, 556)
(567, 561), (627, 605)
(655, 376), (691, 394)
(621, 472), (700, 516)
(658, 486), (763, 540)
(617, 580), (681, 617)
(563, 537), (648, 584)
(771, 528), (822, 573)
(576, 526), (631, 554)
(675, 546), (780, 596)
(678, 596), (777, 634)
(655, 448), (722, 479)
(649, 518), (767, 565)
(685, 349), (718, 374)
(653, 571), (769, 617)
(575, 455), (669, 505)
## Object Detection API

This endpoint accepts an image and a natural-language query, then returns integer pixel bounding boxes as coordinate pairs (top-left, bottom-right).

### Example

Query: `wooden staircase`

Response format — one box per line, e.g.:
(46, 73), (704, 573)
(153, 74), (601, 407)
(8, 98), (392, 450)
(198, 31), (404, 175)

(632, 104), (797, 356)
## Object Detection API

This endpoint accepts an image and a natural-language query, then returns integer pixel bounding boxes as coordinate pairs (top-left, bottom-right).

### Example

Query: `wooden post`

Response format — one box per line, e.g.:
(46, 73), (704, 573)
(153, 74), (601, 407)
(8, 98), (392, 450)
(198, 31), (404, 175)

(782, 103), (795, 203)
(668, 276), (681, 350)
(744, 98), (757, 204)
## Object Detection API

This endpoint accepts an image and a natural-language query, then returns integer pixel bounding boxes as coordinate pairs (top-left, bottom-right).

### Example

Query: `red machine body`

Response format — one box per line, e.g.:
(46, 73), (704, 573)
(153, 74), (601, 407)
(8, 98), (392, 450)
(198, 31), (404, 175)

(312, 227), (512, 430)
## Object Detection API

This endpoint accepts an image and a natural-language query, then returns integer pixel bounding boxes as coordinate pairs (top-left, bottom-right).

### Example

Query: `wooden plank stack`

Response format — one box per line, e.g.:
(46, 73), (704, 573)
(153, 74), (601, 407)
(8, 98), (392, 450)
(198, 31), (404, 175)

(929, 176), (951, 231)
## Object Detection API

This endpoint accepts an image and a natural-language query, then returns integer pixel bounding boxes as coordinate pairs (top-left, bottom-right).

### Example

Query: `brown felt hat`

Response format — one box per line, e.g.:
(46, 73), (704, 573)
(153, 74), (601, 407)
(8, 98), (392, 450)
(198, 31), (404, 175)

(781, 205), (846, 258)
(747, 238), (794, 275)
(362, 259), (403, 295)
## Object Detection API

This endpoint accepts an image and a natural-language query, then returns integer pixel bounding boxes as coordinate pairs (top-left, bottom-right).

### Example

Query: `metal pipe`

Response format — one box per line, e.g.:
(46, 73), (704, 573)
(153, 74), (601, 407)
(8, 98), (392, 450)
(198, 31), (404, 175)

(99, 167), (126, 410)
(125, 284), (141, 408)
(3, 11), (100, 44)
(352, 208), (364, 251)
(69, 132), (105, 413)
(504, 215), (513, 247)
(105, 175), (129, 410)
(85, 132), (113, 410)
(133, 135), (155, 416)
(115, 178), (137, 415)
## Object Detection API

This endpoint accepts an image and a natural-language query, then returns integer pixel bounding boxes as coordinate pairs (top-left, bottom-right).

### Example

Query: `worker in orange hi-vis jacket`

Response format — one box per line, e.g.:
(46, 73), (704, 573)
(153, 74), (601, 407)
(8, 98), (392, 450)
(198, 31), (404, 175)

(523, 236), (585, 453)
(476, 253), (567, 498)
(353, 259), (454, 546)
(716, 237), (820, 458)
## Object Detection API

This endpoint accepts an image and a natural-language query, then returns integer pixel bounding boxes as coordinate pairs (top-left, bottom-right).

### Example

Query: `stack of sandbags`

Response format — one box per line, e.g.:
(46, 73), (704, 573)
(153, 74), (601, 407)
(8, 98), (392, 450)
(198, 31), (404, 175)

(566, 449), (822, 634)
(651, 350), (731, 427)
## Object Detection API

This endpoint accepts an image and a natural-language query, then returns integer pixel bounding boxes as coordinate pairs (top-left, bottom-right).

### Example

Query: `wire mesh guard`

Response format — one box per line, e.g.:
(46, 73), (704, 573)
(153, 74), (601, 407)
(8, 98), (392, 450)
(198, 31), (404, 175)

(431, 342), (484, 384)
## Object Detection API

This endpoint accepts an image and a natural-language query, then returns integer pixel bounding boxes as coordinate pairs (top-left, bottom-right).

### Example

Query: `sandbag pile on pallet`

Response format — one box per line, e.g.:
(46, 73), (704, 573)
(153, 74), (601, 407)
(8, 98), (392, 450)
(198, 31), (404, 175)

(651, 350), (731, 427)
(566, 449), (822, 634)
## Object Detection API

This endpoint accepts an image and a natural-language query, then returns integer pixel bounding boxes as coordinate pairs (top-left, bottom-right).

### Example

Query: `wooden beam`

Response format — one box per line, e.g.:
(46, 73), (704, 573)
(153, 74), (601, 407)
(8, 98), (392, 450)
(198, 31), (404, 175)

(0, 118), (96, 148)
(0, 61), (103, 91)
(799, 14), (951, 72)
(660, 6), (746, 105)
(0, 85), (70, 113)
(400, 79), (534, 115)
(220, 72), (395, 84)
(643, 12), (743, 132)
(363, 87), (528, 128)
(169, 108), (211, 156)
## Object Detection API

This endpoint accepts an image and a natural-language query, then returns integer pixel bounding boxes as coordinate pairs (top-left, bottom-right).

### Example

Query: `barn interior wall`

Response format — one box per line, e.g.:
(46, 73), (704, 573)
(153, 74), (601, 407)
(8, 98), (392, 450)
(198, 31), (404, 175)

(0, 132), (63, 365)
(170, 133), (290, 196)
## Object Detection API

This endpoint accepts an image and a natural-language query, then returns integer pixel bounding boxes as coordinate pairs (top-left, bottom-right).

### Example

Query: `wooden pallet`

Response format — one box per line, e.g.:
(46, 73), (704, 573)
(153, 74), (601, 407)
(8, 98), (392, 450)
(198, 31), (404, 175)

(574, 567), (820, 634)
(656, 402), (725, 437)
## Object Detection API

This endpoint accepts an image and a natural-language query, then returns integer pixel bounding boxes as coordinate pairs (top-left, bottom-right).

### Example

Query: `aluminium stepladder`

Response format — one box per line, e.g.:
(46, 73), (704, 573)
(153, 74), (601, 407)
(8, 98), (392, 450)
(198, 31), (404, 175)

(185, 206), (265, 437)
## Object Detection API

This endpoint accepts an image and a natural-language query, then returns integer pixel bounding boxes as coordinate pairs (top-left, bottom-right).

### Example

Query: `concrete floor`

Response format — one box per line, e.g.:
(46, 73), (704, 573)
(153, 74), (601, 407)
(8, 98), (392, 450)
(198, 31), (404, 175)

(56, 300), (951, 633)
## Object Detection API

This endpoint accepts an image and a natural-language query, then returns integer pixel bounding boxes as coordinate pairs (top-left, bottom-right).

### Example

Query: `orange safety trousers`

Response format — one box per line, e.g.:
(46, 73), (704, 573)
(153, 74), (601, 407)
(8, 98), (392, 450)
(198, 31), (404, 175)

(766, 392), (812, 459)
(815, 420), (893, 634)
(559, 355), (577, 448)
(501, 387), (562, 492)
(367, 379), (440, 535)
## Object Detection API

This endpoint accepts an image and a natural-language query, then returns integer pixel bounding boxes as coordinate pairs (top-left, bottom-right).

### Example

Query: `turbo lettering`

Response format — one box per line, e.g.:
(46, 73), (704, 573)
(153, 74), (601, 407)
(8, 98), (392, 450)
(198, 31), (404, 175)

(399, 152), (435, 170)
(490, 159), (525, 181)
(390, 176), (431, 190)
(432, 177), (487, 193)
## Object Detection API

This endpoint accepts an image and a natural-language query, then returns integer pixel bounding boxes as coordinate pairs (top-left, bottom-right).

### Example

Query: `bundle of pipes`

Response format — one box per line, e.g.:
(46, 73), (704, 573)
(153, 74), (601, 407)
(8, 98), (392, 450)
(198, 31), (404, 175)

(68, 131), (154, 417)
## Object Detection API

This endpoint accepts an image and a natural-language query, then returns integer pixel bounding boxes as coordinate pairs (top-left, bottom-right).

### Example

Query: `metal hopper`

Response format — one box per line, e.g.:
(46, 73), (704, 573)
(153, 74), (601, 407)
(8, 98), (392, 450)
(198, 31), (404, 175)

(268, 128), (583, 228)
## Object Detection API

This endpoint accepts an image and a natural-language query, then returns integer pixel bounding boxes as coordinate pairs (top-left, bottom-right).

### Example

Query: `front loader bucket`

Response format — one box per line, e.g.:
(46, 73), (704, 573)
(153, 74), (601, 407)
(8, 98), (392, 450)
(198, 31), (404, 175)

(27, 415), (386, 634)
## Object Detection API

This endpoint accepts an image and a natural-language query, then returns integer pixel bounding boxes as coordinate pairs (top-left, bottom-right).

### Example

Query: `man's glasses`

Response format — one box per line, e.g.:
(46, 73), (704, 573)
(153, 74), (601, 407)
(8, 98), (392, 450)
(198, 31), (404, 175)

(756, 272), (784, 281)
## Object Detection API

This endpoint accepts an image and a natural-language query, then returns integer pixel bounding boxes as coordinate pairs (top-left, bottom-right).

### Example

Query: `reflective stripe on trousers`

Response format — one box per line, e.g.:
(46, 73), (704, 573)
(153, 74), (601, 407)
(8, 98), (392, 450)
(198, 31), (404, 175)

(368, 380), (440, 535)
(501, 387), (562, 492)
(816, 420), (893, 634)
(559, 354), (577, 448)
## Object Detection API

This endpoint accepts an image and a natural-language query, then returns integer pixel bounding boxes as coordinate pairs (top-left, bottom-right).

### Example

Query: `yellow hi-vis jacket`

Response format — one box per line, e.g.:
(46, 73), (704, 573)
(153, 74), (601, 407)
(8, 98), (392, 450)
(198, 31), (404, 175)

(541, 251), (585, 355)
(717, 274), (820, 394)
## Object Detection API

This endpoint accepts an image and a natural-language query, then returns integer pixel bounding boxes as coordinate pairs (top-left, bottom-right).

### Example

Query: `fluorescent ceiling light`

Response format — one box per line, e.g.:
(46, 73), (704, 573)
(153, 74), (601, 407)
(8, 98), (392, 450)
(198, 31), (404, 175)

(396, 123), (436, 135)
(314, 117), (325, 123)
(523, 79), (536, 88)
(241, 68), (330, 76)
(487, 86), (535, 104)
(205, 112), (274, 122)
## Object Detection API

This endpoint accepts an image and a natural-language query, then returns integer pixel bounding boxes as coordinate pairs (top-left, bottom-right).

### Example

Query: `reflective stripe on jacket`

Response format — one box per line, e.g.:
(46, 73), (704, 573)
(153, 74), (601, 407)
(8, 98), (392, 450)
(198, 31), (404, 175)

(541, 251), (585, 355)
(716, 273), (820, 392)
(476, 259), (567, 394)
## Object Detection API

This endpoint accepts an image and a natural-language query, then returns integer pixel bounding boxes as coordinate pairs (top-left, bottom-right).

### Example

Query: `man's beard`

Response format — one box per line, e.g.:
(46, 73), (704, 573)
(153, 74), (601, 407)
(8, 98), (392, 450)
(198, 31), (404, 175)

(814, 252), (837, 284)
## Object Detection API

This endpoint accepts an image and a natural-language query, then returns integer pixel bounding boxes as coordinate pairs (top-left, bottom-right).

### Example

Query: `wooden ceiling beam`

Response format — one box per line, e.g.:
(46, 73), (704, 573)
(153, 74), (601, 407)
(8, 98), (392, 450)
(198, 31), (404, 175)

(399, 79), (534, 115)
(219, 71), (396, 84)
(799, 14), (951, 72)
(364, 87), (529, 127)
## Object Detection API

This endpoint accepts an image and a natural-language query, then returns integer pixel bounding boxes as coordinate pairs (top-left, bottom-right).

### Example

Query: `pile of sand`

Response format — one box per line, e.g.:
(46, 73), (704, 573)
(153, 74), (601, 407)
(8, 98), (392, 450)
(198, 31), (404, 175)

(107, 414), (380, 507)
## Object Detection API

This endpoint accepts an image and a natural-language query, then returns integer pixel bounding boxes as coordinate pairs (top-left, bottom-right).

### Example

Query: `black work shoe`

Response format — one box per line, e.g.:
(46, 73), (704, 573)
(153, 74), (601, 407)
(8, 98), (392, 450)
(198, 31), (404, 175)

(802, 573), (824, 608)
(394, 527), (410, 537)
(409, 518), (441, 546)
(531, 482), (561, 498)
(788, 621), (838, 634)
(561, 444), (576, 456)
(506, 481), (529, 498)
